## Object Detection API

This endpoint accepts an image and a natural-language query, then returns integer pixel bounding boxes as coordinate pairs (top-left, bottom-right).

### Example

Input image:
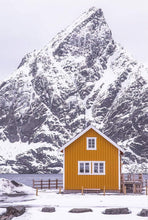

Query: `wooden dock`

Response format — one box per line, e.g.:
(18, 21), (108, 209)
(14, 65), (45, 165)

(121, 173), (143, 193)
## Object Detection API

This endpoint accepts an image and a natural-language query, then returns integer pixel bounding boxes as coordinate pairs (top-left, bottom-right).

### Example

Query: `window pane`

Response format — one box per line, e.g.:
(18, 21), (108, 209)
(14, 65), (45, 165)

(88, 139), (91, 148)
(92, 142), (95, 148)
(88, 139), (91, 144)
(85, 163), (90, 173)
(94, 163), (98, 173)
(99, 163), (104, 173)
(92, 139), (95, 144)
(80, 163), (84, 173)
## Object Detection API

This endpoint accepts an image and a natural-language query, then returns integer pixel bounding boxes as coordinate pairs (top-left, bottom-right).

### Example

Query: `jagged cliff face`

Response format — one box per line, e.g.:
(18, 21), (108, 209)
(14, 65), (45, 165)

(0, 7), (148, 173)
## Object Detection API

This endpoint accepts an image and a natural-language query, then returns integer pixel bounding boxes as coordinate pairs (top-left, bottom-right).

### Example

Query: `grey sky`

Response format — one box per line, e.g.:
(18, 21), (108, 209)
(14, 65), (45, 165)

(0, 0), (148, 81)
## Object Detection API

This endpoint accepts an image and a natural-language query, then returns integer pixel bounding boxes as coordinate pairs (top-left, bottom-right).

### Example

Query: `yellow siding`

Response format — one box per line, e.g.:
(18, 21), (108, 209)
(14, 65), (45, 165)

(65, 128), (119, 190)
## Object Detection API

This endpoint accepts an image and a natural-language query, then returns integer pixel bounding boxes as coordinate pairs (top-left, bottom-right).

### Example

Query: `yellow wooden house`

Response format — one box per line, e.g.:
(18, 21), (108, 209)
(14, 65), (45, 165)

(59, 125), (124, 192)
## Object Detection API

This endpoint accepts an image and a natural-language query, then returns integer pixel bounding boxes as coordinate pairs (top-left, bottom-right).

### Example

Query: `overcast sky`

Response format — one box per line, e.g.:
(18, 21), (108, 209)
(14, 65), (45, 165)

(0, 0), (148, 81)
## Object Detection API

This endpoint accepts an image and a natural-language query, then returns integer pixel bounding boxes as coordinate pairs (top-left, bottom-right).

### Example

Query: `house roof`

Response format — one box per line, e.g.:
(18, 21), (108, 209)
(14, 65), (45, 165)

(59, 125), (124, 153)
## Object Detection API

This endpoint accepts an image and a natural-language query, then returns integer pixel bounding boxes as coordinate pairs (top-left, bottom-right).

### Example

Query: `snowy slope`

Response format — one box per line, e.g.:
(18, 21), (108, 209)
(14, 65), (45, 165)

(0, 7), (148, 173)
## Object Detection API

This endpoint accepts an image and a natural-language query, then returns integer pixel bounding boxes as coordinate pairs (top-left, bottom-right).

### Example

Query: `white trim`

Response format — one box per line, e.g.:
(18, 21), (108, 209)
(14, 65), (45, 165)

(87, 137), (97, 150)
(118, 149), (121, 190)
(63, 149), (65, 190)
(58, 125), (124, 153)
(92, 161), (105, 175)
(78, 161), (105, 175)
(78, 161), (91, 175)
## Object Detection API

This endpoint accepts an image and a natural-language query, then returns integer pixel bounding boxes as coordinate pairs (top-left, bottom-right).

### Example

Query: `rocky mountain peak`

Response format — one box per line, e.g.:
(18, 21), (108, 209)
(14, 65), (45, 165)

(50, 7), (104, 49)
(0, 8), (148, 173)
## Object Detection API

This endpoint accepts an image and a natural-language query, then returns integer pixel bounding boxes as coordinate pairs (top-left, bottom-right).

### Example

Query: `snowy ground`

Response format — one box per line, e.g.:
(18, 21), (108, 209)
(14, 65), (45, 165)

(0, 188), (148, 219)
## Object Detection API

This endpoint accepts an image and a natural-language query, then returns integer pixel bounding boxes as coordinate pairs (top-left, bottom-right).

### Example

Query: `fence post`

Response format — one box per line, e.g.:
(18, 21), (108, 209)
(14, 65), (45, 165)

(140, 183), (142, 193)
(133, 183), (136, 194)
(139, 173), (142, 181)
(33, 179), (34, 188)
(133, 174), (135, 182)
(124, 185), (126, 195)
(56, 179), (58, 189)
(48, 179), (50, 189)
(59, 186), (61, 194)
(36, 187), (38, 196)
(81, 186), (84, 195)
(41, 180), (43, 190)
(103, 186), (105, 196)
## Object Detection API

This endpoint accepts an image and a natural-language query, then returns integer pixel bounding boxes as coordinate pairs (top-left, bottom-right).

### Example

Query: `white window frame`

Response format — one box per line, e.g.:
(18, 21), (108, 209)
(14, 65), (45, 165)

(92, 161), (105, 175)
(78, 161), (105, 175)
(87, 137), (97, 150)
(78, 161), (91, 175)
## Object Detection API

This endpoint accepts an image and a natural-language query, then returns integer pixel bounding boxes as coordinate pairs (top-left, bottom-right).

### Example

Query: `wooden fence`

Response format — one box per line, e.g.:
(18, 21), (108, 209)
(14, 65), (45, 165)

(33, 179), (63, 189)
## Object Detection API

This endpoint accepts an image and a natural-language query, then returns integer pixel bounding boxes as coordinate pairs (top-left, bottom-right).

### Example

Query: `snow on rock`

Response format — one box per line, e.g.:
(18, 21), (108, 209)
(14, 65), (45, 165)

(0, 178), (34, 195)
(0, 7), (148, 173)
(0, 208), (6, 215)
(0, 141), (63, 174)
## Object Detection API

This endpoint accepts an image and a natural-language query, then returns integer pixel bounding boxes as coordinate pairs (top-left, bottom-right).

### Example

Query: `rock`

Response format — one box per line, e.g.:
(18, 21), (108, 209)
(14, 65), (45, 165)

(138, 209), (148, 217)
(6, 206), (26, 217)
(0, 206), (25, 220)
(103, 208), (131, 215)
(4, 193), (27, 197)
(41, 207), (55, 213)
(0, 215), (13, 220)
(11, 180), (22, 187)
(69, 208), (93, 213)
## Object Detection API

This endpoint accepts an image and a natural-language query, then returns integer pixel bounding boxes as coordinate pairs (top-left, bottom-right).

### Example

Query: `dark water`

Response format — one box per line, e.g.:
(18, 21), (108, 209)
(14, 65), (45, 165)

(0, 174), (63, 187)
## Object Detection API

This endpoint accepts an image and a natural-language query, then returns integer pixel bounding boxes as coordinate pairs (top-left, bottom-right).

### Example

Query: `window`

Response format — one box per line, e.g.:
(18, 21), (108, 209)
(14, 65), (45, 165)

(78, 161), (105, 175)
(78, 161), (91, 175)
(92, 161), (105, 175)
(87, 137), (97, 150)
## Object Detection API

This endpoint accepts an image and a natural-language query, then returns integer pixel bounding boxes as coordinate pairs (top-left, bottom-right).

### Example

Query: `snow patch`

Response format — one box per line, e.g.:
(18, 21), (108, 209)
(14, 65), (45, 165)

(0, 178), (34, 195)
(0, 141), (44, 160)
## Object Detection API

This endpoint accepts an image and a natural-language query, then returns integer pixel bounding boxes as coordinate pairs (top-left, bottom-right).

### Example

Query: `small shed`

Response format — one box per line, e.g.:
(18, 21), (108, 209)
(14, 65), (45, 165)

(59, 125), (124, 192)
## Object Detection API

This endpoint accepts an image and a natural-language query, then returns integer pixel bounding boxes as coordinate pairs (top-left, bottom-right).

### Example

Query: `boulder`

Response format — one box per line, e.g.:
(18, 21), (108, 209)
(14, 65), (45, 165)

(11, 180), (22, 187)
(0, 215), (13, 220)
(138, 209), (148, 217)
(69, 208), (93, 213)
(6, 206), (26, 217)
(41, 207), (55, 213)
(103, 208), (131, 215)
(0, 206), (25, 220)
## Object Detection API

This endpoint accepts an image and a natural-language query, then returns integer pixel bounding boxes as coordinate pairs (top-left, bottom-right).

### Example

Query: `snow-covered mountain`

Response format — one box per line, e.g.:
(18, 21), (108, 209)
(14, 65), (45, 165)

(0, 7), (148, 173)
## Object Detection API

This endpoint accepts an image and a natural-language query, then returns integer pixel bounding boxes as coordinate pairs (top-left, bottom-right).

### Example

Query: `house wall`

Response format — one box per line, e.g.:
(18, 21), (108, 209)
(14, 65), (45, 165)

(64, 128), (119, 190)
